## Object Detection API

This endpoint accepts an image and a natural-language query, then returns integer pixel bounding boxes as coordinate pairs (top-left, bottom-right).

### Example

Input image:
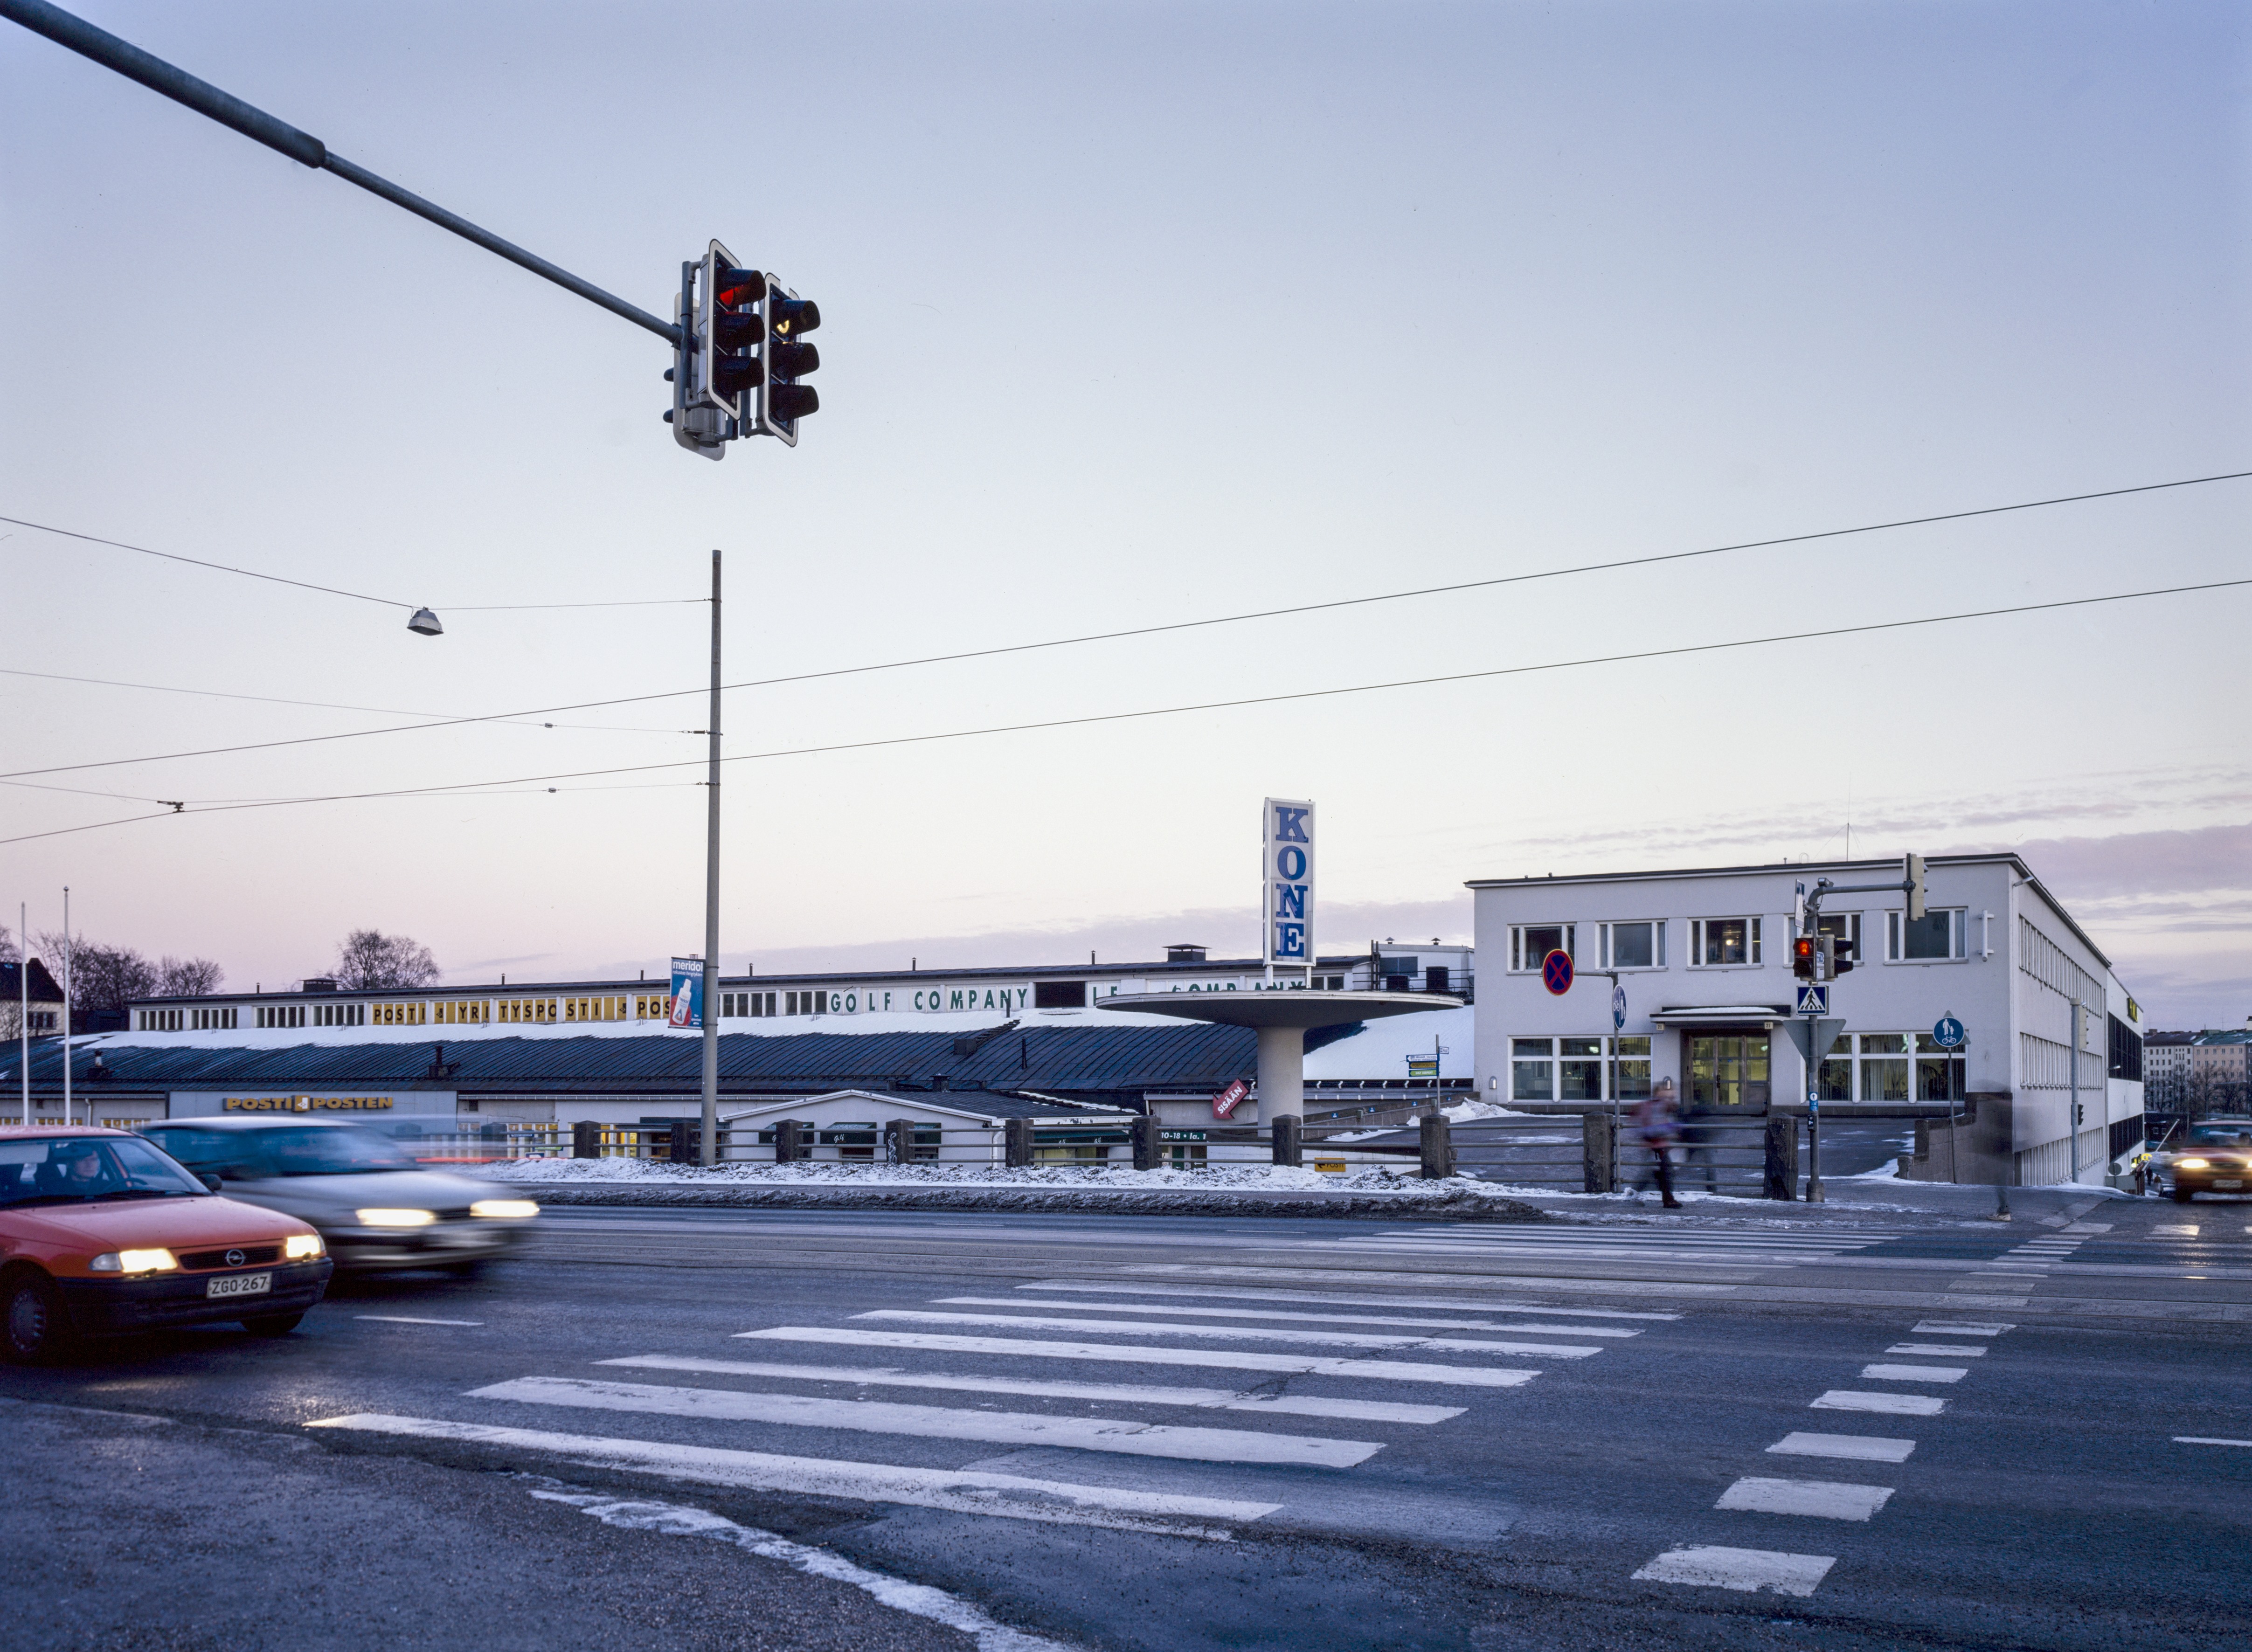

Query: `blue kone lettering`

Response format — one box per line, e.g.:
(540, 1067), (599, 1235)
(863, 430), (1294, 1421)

(1275, 883), (1307, 919)
(1273, 921), (1309, 960)
(1275, 846), (1308, 880)
(1272, 806), (1310, 843)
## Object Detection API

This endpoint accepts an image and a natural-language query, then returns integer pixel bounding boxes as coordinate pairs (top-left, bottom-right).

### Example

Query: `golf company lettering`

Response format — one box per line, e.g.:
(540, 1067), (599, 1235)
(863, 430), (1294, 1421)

(223, 1096), (395, 1113)
(1263, 797), (1316, 968)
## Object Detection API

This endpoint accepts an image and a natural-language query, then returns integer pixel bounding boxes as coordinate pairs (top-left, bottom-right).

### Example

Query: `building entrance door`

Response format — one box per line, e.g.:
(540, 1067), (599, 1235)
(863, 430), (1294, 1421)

(1688, 1033), (1771, 1111)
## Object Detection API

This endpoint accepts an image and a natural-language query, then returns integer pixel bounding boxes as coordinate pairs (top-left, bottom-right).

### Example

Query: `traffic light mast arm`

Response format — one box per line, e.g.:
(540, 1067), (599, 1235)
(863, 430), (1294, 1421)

(1800, 854), (1928, 926)
(1, 0), (681, 347)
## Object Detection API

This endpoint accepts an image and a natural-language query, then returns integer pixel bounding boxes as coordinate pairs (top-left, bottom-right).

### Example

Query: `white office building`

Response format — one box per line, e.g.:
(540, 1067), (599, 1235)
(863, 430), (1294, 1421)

(1467, 854), (2144, 1186)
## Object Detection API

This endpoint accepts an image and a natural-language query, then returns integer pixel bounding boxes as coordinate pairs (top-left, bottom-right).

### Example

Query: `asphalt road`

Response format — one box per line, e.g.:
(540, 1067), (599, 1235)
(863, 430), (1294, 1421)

(6, 1188), (2248, 1652)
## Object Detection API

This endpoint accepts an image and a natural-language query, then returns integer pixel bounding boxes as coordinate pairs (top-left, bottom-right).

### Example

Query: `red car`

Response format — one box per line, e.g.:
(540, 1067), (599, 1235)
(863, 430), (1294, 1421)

(1, 1127), (333, 1363)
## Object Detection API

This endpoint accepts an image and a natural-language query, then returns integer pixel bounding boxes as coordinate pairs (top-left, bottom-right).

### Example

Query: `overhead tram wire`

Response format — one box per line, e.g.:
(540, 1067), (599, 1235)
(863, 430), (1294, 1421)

(4, 574), (2244, 847)
(0, 515), (704, 617)
(0, 666), (700, 734)
(8, 466), (2249, 785)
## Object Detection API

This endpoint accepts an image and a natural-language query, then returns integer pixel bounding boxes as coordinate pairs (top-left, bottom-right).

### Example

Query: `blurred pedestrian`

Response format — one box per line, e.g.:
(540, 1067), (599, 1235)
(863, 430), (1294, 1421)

(1636, 1077), (1683, 1210)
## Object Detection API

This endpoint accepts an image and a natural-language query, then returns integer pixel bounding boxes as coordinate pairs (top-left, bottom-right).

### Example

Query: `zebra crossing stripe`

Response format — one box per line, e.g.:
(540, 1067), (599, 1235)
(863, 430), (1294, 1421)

(938, 1297), (1642, 1338)
(1021, 1282), (1682, 1320)
(852, 1310), (1604, 1359)
(304, 1413), (1279, 1538)
(1715, 1476), (1895, 1521)
(738, 1326), (1542, 1387)
(1633, 1544), (1836, 1596)
(597, 1355), (1465, 1424)
(469, 1376), (1385, 1468)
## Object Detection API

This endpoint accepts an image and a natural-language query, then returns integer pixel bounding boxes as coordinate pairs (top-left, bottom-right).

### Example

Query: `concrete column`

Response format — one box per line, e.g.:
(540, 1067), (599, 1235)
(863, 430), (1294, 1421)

(1255, 1023), (1306, 1122)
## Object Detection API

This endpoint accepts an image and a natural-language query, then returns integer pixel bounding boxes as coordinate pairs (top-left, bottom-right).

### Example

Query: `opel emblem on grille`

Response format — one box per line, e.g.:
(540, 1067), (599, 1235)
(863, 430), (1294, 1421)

(224, 1248), (246, 1267)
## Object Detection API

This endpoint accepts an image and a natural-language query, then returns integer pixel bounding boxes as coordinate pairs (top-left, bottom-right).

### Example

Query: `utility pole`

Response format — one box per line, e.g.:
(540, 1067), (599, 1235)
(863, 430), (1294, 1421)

(61, 885), (71, 1128)
(700, 552), (722, 1166)
(17, 900), (27, 1126)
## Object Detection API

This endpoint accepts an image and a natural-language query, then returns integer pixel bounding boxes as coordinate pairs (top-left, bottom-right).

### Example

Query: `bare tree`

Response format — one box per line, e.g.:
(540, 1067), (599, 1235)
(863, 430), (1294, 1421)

(156, 956), (225, 997)
(334, 929), (440, 990)
(37, 932), (159, 1014)
(0, 923), (17, 965)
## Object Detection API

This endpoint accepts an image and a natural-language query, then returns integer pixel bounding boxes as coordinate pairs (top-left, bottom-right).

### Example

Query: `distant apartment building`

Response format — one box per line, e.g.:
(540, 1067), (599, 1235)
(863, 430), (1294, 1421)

(2188, 1024), (2252, 1113)
(2142, 1031), (2196, 1112)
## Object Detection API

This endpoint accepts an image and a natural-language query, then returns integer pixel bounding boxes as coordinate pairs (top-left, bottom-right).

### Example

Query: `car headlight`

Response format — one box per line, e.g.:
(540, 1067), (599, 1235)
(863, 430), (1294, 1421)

(355, 1208), (438, 1227)
(470, 1199), (539, 1220)
(284, 1233), (326, 1259)
(2176, 1157), (2210, 1170)
(89, 1248), (179, 1274)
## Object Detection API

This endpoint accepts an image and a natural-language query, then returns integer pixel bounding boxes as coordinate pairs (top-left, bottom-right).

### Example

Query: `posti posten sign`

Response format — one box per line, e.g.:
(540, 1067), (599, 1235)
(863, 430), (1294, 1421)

(222, 1095), (396, 1113)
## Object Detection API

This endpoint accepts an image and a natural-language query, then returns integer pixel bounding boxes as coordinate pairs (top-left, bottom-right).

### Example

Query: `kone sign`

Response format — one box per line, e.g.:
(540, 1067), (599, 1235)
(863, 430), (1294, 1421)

(1262, 797), (1316, 971)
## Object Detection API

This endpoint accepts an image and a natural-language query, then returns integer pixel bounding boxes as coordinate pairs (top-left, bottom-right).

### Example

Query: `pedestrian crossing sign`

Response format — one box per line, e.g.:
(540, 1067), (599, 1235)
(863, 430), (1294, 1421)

(1794, 983), (1830, 1015)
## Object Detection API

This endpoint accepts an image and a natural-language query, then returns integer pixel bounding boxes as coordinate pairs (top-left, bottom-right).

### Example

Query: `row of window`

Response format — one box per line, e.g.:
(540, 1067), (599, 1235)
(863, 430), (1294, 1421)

(1506, 1031), (1969, 1106)
(1507, 910), (1969, 974)
(138, 1007), (244, 1030)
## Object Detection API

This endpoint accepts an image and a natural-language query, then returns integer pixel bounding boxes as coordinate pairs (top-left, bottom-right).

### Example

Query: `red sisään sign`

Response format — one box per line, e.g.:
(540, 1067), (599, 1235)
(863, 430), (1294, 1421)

(1211, 1078), (1250, 1120)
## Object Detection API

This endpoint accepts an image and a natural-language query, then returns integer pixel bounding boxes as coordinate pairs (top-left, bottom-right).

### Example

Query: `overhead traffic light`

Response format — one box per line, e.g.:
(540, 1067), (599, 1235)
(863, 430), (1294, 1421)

(1792, 934), (1818, 979)
(754, 278), (820, 444)
(663, 243), (821, 455)
(1904, 852), (1927, 922)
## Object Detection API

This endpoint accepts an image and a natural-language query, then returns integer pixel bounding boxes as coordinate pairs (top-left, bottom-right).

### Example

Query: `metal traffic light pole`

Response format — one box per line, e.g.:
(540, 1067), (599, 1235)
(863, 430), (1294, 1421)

(1799, 853), (1926, 1202)
(1, 0), (682, 348)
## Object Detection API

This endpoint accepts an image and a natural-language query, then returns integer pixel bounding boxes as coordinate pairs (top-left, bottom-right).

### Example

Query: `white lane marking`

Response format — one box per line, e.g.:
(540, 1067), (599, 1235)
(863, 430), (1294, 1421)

(471, 1376), (1383, 1469)
(1355, 1235), (1882, 1252)
(1715, 1476), (1895, 1521)
(1766, 1432), (1915, 1464)
(1632, 1545), (1836, 1597)
(528, 1481), (1084, 1652)
(1885, 1343), (1984, 1357)
(355, 1315), (485, 1327)
(1911, 1321), (2013, 1335)
(1812, 1390), (1946, 1417)
(852, 1311), (1603, 1359)
(1859, 1364), (1967, 1383)
(942, 1297), (1641, 1338)
(738, 1327), (1540, 1388)
(1368, 1227), (1902, 1246)
(1025, 1281), (1682, 1320)
(304, 1414), (1276, 1538)
(597, 1355), (1465, 1424)
(2059, 1222), (2113, 1233)
(2174, 1436), (2252, 1448)
(2154, 1224), (2199, 1236)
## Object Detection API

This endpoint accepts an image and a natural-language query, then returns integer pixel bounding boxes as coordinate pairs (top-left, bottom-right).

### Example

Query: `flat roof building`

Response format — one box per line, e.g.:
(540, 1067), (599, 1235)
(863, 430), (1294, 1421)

(1466, 853), (2144, 1188)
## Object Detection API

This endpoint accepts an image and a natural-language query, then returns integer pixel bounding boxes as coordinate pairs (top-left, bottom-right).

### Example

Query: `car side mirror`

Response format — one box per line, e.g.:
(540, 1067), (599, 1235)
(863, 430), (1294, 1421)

(200, 1173), (224, 1193)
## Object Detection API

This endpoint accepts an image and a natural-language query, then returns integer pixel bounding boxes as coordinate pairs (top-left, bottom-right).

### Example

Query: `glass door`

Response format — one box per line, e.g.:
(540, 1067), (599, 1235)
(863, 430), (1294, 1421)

(1687, 1033), (1772, 1111)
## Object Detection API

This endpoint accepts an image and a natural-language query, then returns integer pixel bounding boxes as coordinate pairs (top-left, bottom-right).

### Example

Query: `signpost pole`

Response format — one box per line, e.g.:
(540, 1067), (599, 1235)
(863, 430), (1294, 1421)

(1804, 999), (1823, 1203)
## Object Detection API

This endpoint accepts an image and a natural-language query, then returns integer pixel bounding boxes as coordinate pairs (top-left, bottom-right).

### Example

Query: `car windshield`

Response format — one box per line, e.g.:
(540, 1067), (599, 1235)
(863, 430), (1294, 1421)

(0, 1136), (209, 1207)
(2185, 1123), (2252, 1146)
(231, 1126), (420, 1176)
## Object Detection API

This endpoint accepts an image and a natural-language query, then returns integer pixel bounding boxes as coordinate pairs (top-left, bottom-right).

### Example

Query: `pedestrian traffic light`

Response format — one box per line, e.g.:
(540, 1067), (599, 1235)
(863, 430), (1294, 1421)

(754, 278), (820, 445)
(1792, 935), (1818, 979)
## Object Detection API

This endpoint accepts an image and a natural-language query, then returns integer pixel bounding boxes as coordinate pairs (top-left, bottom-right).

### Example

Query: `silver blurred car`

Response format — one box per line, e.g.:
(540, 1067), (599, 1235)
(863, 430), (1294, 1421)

(139, 1117), (538, 1275)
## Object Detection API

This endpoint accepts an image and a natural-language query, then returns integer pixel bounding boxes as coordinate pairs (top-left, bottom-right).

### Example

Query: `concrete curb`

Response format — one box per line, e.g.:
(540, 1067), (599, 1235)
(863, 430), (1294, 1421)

(511, 1183), (1550, 1222)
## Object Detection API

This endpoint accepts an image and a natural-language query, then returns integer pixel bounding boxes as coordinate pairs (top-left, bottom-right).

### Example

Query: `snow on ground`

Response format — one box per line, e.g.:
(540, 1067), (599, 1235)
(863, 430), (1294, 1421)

(471, 1155), (1525, 1199)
